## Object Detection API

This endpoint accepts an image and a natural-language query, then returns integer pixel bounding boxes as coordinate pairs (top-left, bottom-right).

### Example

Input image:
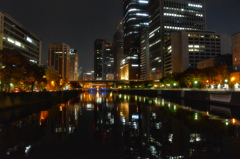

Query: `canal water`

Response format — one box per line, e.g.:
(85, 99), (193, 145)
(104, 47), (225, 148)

(0, 92), (240, 159)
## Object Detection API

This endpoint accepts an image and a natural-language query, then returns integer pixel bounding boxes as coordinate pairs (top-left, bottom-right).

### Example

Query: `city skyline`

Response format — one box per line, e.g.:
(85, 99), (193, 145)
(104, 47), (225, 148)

(0, 0), (239, 72)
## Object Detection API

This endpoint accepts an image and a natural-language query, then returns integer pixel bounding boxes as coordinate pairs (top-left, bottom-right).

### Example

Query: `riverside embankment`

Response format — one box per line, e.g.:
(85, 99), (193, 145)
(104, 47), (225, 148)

(117, 89), (240, 107)
(0, 90), (81, 110)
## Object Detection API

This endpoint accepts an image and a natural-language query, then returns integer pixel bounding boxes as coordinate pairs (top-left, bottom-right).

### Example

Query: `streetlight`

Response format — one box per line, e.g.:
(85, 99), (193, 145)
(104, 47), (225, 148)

(194, 81), (198, 88)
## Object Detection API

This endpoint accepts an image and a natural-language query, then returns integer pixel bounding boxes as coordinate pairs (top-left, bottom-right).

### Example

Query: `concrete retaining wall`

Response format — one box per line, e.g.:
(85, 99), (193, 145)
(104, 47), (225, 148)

(0, 90), (81, 110)
(117, 89), (240, 106)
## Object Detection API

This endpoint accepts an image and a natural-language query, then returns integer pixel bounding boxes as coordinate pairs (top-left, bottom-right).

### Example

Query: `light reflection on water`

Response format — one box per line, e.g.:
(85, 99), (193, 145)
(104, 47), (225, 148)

(0, 92), (240, 158)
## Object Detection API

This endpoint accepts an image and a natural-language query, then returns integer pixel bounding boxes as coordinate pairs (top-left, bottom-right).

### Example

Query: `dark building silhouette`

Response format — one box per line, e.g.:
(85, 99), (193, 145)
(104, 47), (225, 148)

(113, 20), (124, 80)
(94, 39), (106, 80)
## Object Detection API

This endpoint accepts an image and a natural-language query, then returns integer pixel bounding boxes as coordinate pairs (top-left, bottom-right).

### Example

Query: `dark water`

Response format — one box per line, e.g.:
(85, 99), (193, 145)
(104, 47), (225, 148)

(0, 92), (240, 159)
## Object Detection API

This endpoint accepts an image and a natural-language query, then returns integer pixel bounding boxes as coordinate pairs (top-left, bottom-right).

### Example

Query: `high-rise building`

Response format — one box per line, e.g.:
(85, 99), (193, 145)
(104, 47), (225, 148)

(163, 30), (231, 76)
(121, 0), (149, 80)
(0, 10), (42, 66)
(140, 28), (150, 80)
(94, 39), (106, 80)
(102, 43), (114, 80)
(113, 20), (124, 80)
(69, 49), (78, 81)
(48, 43), (70, 80)
(148, 0), (206, 79)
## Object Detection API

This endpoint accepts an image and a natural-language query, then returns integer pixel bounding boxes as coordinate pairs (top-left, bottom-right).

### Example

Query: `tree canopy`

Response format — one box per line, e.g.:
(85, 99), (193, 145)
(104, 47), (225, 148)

(0, 49), (45, 92)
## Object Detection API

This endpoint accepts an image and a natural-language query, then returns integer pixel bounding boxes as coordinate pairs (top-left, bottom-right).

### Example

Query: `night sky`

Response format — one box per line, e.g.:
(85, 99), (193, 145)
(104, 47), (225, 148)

(1, 0), (239, 72)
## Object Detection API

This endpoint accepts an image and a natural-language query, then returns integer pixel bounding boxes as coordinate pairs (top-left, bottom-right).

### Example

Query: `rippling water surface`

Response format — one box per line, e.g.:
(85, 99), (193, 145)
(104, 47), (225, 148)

(0, 92), (240, 159)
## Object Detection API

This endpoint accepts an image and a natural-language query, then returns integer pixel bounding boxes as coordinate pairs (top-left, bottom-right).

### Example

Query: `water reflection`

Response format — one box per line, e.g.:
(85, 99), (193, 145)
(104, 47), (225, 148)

(0, 92), (239, 158)
(85, 92), (240, 158)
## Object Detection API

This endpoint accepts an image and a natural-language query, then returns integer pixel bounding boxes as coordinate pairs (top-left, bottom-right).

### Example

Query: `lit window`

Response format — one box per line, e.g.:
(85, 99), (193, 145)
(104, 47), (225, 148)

(7, 38), (14, 43)
(188, 3), (202, 8)
(139, 0), (148, 3)
(132, 64), (139, 67)
(26, 37), (33, 43)
(15, 41), (21, 47)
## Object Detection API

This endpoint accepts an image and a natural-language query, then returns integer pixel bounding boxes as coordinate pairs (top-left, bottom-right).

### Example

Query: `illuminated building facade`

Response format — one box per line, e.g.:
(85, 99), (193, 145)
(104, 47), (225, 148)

(113, 21), (124, 80)
(140, 28), (150, 80)
(0, 10), (42, 66)
(163, 30), (231, 76)
(69, 49), (78, 81)
(122, 0), (149, 80)
(102, 43), (114, 80)
(42, 65), (60, 90)
(48, 43), (70, 80)
(148, 0), (206, 79)
(94, 39), (106, 80)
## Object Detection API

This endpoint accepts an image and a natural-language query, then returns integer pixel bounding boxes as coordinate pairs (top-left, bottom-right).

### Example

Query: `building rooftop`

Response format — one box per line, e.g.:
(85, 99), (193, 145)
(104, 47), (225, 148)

(232, 31), (240, 36)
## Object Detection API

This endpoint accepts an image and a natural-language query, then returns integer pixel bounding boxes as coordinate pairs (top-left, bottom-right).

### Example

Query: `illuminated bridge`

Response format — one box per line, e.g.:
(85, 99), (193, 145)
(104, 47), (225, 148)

(69, 80), (157, 90)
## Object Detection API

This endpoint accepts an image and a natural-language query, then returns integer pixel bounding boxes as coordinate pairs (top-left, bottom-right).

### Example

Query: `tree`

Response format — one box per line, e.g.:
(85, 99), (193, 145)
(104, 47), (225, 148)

(0, 49), (46, 92)
(0, 49), (30, 92)
(216, 65), (228, 84)
(161, 73), (178, 87)
(24, 64), (46, 91)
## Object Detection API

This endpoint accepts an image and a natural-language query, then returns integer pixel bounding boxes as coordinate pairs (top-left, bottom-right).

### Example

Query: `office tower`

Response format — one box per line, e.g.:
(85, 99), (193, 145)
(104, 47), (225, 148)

(140, 28), (150, 80)
(121, 0), (149, 80)
(148, 0), (206, 79)
(48, 43), (70, 80)
(0, 10), (42, 66)
(94, 39), (106, 80)
(102, 43), (114, 80)
(113, 20), (124, 80)
(69, 49), (78, 81)
(163, 30), (231, 76)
